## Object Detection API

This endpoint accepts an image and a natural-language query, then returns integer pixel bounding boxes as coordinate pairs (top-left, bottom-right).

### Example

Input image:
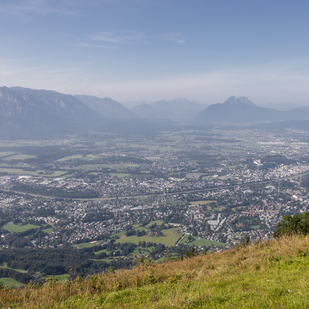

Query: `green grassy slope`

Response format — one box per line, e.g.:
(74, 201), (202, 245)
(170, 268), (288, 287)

(2, 235), (309, 308)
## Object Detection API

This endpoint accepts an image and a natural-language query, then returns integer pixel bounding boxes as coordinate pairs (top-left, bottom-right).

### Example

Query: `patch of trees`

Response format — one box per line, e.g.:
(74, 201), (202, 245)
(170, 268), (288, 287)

(0, 247), (133, 281)
(1, 233), (32, 248)
(274, 212), (309, 237)
(93, 242), (136, 258)
(125, 229), (147, 237)
(82, 212), (114, 223)
(18, 146), (85, 165)
(163, 213), (185, 224)
(301, 176), (309, 189)
(231, 215), (266, 232)
(261, 155), (296, 169)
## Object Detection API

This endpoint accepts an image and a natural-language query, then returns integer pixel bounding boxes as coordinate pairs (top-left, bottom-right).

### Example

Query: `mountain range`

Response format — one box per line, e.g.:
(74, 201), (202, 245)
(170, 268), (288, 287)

(132, 98), (206, 122)
(74, 95), (136, 119)
(195, 96), (309, 124)
(1, 86), (309, 139)
(0, 87), (107, 139)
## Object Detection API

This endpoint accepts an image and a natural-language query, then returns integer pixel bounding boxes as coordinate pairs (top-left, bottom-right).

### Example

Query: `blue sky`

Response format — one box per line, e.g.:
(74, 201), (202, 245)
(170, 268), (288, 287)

(1, 0), (309, 105)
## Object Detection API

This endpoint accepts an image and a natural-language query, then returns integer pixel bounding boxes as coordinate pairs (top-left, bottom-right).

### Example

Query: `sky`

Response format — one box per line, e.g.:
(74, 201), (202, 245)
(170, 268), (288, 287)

(1, 0), (309, 106)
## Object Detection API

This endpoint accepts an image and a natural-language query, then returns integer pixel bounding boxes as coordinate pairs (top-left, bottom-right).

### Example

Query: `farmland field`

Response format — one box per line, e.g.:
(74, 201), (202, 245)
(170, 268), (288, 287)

(0, 168), (66, 177)
(190, 200), (215, 205)
(1, 221), (40, 233)
(0, 278), (25, 288)
(110, 173), (130, 178)
(3, 154), (36, 161)
(185, 173), (205, 179)
(115, 227), (181, 246)
(42, 227), (54, 234)
(72, 242), (95, 248)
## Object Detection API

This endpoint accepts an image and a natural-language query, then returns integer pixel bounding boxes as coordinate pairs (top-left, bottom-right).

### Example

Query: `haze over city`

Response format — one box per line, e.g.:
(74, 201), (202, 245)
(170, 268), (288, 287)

(1, 0), (309, 106)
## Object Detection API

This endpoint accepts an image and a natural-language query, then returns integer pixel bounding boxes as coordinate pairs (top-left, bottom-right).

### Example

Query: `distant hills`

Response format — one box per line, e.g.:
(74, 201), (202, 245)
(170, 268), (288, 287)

(74, 95), (136, 119)
(132, 98), (207, 121)
(1, 86), (309, 139)
(261, 102), (299, 111)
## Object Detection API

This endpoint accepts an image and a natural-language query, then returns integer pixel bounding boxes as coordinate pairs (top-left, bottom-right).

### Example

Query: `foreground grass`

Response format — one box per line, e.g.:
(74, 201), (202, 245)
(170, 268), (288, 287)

(2, 235), (309, 308)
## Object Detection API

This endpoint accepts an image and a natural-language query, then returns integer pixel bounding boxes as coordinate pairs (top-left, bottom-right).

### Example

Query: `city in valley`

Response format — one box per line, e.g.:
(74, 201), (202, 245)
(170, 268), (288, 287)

(1, 127), (309, 284)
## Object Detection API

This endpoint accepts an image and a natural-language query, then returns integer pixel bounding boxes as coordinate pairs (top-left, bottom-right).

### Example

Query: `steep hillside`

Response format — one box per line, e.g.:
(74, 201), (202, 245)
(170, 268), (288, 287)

(0, 87), (105, 138)
(74, 95), (137, 119)
(2, 235), (309, 308)
(0, 87), (160, 139)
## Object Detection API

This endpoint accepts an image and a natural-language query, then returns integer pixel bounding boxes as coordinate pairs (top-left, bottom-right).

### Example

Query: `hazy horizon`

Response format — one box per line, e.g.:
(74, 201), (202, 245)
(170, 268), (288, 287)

(1, 1), (309, 106)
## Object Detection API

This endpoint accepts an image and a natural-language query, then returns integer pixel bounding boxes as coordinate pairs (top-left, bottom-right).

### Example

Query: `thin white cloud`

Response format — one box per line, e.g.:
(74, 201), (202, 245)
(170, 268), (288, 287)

(89, 30), (185, 47)
(154, 33), (186, 44)
(92, 30), (143, 44)
(0, 0), (78, 16)
(74, 43), (117, 49)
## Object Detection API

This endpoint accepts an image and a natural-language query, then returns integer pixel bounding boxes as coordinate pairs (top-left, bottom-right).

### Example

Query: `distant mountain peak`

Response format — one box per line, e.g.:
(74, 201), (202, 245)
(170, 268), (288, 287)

(195, 95), (284, 124)
(223, 96), (255, 107)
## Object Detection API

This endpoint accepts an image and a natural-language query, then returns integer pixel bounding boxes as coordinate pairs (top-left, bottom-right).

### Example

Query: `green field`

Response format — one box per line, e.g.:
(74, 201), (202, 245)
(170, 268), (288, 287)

(185, 173), (205, 179)
(57, 154), (107, 162)
(1, 221), (40, 233)
(0, 277), (25, 288)
(94, 249), (109, 256)
(0, 151), (16, 157)
(187, 238), (226, 247)
(56, 154), (86, 162)
(179, 235), (189, 244)
(0, 168), (66, 177)
(3, 154), (36, 161)
(110, 173), (130, 178)
(190, 200), (215, 205)
(72, 242), (95, 248)
(132, 246), (156, 256)
(42, 227), (54, 234)
(116, 227), (181, 246)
